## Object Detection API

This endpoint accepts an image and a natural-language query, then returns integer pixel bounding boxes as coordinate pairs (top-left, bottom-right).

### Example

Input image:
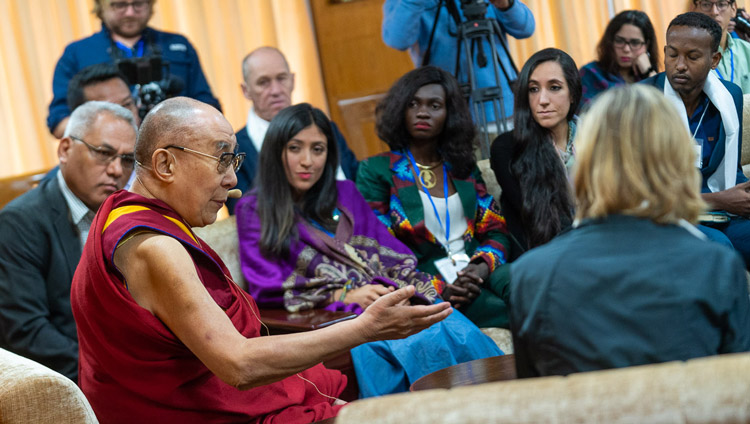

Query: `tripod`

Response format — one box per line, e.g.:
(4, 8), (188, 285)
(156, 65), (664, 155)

(453, 1), (519, 158)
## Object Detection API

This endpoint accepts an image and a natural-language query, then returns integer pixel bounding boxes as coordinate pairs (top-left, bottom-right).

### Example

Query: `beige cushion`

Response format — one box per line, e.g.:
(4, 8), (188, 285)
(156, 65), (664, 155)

(193, 215), (247, 290)
(335, 353), (750, 424)
(479, 327), (513, 354)
(0, 348), (97, 423)
(477, 159), (502, 201)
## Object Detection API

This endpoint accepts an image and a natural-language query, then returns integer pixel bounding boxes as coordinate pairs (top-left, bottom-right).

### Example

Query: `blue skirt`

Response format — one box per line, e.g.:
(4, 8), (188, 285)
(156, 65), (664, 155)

(350, 307), (503, 398)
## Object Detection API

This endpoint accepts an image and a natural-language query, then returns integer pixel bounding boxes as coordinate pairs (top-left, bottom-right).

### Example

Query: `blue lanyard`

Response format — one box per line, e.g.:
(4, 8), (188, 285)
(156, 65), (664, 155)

(715, 48), (734, 84)
(115, 38), (145, 58)
(406, 150), (452, 255)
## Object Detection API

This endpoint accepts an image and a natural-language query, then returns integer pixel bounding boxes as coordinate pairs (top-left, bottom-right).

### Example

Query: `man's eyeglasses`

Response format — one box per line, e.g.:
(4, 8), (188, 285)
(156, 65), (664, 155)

(695, 0), (733, 12)
(71, 136), (135, 171)
(613, 36), (646, 50)
(109, 0), (150, 14)
(165, 145), (245, 173)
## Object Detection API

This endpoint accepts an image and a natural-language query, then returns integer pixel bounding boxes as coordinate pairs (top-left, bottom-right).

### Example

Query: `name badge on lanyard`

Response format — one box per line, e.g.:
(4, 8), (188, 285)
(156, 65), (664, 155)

(434, 253), (471, 284)
(694, 138), (703, 169)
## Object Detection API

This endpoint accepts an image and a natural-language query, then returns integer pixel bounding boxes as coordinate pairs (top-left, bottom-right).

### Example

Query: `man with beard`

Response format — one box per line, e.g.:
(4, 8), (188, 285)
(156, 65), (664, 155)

(47, 0), (220, 138)
(643, 12), (750, 268)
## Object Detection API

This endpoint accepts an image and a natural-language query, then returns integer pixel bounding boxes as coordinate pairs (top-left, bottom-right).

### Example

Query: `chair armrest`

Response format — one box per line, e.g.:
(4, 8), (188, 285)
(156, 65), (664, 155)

(259, 308), (356, 334)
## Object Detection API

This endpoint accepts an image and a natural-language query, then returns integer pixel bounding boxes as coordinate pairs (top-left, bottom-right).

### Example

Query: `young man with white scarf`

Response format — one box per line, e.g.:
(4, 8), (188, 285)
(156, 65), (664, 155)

(642, 12), (750, 268)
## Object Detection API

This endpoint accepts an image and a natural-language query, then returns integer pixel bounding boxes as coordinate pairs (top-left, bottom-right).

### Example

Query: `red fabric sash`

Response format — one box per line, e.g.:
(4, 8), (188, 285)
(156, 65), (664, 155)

(71, 191), (345, 423)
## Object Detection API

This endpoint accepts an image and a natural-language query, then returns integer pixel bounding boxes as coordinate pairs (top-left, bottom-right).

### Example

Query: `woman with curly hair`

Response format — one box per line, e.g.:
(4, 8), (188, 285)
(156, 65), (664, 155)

(490, 48), (581, 261)
(579, 10), (659, 108)
(356, 66), (512, 328)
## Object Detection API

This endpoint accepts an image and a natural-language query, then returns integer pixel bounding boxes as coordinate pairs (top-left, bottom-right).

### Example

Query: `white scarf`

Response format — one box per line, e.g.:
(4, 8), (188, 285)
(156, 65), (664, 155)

(663, 71), (739, 192)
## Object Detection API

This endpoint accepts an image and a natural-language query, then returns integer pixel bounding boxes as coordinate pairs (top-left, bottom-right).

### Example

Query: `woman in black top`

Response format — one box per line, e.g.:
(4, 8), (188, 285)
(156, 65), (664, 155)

(490, 48), (581, 260)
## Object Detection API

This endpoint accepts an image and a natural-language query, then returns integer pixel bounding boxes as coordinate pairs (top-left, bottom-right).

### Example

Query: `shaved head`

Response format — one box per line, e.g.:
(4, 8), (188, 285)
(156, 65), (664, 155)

(136, 97), (216, 166)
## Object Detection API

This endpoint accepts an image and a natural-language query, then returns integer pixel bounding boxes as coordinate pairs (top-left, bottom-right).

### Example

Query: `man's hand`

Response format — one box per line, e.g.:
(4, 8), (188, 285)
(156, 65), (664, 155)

(490, 0), (512, 11)
(703, 181), (750, 216)
(339, 284), (394, 309)
(358, 286), (452, 342)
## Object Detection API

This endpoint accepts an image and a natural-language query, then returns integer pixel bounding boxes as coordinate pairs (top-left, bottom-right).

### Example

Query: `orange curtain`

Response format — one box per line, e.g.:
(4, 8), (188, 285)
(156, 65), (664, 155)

(0, 0), (325, 179)
(1, 0), (748, 179)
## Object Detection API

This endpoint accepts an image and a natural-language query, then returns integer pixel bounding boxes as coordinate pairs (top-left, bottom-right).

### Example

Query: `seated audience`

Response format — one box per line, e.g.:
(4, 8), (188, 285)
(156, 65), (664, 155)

(490, 48), (580, 260)
(236, 103), (502, 397)
(579, 10), (659, 108)
(357, 66), (512, 328)
(693, 0), (750, 93)
(228, 46), (358, 214)
(510, 84), (750, 378)
(0, 101), (136, 380)
(642, 12), (750, 266)
(71, 97), (451, 422)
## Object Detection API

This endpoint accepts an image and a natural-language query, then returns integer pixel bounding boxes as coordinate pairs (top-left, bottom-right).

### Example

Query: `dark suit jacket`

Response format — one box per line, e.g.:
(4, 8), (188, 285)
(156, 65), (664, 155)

(640, 73), (746, 191)
(510, 214), (750, 378)
(0, 177), (81, 380)
(227, 121), (360, 214)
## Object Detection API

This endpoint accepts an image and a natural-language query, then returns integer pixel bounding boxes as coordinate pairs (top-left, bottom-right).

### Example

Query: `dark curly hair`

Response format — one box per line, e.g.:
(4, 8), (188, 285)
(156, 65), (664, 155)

(376, 66), (477, 179)
(511, 48), (580, 248)
(252, 103), (339, 257)
(597, 10), (660, 77)
(668, 12), (723, 53)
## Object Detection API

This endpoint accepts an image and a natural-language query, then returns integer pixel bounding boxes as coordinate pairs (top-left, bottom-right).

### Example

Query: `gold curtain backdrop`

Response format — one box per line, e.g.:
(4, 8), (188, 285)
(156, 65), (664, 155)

(0, 0), (746, 178)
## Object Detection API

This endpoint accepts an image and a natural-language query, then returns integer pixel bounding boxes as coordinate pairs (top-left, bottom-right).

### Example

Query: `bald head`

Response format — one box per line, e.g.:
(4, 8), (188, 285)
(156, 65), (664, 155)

(240, 46), (295, 121)
(136, 97), (215, 166)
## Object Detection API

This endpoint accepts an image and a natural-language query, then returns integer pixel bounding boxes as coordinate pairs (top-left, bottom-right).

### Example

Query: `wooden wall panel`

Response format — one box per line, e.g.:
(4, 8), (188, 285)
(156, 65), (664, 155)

(310, 0), (415, 160)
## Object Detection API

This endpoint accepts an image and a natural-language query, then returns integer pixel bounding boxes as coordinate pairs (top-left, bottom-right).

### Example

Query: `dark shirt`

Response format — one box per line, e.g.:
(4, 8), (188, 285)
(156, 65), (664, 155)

(489, 131), (527, 260)
(510, 214), (750, 378)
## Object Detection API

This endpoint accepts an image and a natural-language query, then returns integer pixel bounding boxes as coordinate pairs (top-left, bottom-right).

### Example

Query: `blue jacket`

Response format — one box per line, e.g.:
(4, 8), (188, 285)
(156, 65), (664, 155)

(640, 73), (746, 193)
(227, 121), (359, 215)
(47, 24), (220, 132)
(382, 0), (534, 121)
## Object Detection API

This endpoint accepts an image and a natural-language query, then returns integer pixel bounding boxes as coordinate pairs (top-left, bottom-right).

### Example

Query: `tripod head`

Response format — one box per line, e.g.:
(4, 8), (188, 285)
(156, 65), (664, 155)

(460, 0), (488, 21)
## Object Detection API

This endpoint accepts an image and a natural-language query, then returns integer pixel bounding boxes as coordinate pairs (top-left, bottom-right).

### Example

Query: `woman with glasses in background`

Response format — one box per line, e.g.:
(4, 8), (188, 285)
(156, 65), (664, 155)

(579, 10), (660, 109)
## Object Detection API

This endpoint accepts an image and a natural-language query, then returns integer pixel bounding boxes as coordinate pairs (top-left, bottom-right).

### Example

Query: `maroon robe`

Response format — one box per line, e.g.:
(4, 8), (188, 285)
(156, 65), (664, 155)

(71, 191), (345, 423)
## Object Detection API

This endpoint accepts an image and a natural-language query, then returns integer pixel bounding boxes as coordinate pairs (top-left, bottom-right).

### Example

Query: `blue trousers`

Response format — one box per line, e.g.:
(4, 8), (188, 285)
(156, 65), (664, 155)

(701, 217), (750, 268)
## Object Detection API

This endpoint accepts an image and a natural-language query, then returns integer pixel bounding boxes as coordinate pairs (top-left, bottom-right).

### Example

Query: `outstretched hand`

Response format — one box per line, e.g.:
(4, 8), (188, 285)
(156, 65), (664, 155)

(342, 284), (394, 309)
(358, 286), (452, 342)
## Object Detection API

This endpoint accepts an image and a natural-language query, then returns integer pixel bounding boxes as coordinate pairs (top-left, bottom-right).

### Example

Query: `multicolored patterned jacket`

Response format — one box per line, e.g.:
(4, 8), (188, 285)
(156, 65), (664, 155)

(356, 151), (510, 293)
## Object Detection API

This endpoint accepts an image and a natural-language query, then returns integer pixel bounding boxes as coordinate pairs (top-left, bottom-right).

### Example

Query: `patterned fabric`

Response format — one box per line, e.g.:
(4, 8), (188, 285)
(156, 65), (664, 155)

(356, 151), (510, 287)
(236, 180), (440, 313)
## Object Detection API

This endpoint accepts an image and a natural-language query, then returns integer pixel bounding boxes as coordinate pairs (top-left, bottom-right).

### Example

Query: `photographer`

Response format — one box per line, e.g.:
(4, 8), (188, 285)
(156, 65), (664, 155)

(47, 0), (220, 138)
(382, 0), (534, 127)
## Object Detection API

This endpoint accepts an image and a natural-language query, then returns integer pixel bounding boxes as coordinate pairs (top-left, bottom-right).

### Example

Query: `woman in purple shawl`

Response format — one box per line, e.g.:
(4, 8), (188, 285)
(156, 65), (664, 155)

(235, 103), (501, 397)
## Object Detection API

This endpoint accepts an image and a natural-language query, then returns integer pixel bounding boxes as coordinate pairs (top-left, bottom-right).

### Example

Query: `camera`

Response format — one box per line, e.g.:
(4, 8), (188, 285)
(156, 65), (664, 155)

(733, 9), (750, 35)
(460, 0), (488, 21)
(116, 56), (184, 119)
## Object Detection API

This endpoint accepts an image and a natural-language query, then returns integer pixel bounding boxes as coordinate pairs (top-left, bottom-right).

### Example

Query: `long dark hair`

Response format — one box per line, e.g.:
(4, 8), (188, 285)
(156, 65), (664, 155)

(254, 103), (339, 257)
(597, 10), (660, 77)
(376, 66), (477, 178)
(511, 48), (580, 248)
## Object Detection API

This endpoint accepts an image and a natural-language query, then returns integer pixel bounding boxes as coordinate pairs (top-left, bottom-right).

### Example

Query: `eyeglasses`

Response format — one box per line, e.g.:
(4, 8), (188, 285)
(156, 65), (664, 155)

(71, 136), (135, 171)
(695, 0), (733, 12)
(613, 36), (646, 50)
(165, 145), (245, 173)
(109, 0), (150, 14)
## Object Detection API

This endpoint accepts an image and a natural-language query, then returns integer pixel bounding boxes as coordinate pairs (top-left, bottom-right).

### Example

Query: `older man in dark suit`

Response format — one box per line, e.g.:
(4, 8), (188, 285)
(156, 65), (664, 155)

(0, 101), (136, 380)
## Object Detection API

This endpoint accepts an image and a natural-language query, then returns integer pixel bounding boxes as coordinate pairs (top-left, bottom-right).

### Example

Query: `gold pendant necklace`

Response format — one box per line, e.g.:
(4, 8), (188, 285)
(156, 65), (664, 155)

(415, 161), (441, 189)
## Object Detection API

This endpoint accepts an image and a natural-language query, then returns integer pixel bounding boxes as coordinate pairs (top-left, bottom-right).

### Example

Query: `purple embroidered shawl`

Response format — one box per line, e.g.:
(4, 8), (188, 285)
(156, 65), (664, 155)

(236, 180), (440, 314)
